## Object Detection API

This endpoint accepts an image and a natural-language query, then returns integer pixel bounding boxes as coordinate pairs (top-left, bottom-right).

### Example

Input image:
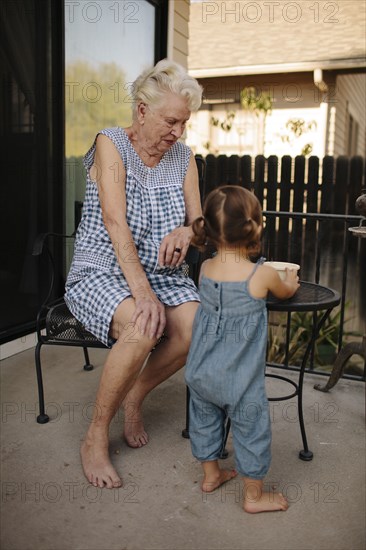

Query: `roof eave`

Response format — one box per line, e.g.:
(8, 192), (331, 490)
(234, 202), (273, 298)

(189, 58), (366, 78)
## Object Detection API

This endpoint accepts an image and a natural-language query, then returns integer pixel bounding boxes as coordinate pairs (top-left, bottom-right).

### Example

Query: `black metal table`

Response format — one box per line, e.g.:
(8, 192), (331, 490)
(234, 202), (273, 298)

(182, 281), (341, 462)
(266, 281), (340, 460)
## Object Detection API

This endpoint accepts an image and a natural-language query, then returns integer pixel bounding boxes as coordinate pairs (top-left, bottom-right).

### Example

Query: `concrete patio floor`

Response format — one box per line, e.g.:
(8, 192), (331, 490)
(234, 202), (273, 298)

(1, 345), (365, 550)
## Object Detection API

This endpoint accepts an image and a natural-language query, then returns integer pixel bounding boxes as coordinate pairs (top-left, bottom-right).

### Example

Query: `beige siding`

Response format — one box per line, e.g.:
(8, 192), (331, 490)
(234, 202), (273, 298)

(169, 0), (190, 68)
(331, 74), (366, 156)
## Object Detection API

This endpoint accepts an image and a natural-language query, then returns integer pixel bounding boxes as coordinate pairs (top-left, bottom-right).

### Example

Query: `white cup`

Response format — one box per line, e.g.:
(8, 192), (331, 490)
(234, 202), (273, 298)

(264, 261), (300, 280)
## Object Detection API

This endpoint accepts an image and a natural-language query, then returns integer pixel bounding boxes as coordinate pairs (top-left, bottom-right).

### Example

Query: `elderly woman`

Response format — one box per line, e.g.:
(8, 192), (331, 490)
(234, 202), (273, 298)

(64, 60), (203, 489)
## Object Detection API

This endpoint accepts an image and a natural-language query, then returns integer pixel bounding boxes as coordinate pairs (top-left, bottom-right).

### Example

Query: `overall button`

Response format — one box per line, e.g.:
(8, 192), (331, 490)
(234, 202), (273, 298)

(215, 306), (219, 311)
(214, 283), (218, 288)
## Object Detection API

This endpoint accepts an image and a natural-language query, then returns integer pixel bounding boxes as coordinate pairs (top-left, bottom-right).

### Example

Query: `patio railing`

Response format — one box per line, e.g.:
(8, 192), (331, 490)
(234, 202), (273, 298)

(262, 210), (365, 380)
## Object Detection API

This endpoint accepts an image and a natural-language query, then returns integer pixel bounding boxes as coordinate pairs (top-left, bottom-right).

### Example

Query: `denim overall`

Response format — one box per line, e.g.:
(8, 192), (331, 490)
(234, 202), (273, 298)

(184, 260), (271, 479)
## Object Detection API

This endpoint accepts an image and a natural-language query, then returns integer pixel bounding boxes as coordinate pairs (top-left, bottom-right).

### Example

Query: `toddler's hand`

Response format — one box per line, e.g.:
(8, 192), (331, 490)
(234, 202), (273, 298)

(285, 268), (300, 293)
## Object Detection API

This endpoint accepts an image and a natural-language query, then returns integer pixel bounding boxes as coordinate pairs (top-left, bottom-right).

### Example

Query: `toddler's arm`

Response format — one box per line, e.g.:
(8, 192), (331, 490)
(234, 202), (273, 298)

(263, 266), (299, 300)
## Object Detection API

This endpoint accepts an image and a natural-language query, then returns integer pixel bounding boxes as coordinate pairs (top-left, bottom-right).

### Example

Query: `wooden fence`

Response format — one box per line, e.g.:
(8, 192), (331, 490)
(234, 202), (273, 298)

(198, 154), (365, 269)
(200, 154), (365, 215)
(196, 154), (366, 378)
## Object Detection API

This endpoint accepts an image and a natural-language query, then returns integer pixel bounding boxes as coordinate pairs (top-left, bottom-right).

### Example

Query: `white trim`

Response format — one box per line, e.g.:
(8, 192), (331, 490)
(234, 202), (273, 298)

(167, 0), (174, 60)
(189, 59), (366, 78)
(0, 332), (38, 361)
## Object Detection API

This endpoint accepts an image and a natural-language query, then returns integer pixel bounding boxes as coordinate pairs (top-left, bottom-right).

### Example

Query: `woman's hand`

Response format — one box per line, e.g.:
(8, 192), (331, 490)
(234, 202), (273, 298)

(131, 288), (166, 340)
(158, 226), (193, 268)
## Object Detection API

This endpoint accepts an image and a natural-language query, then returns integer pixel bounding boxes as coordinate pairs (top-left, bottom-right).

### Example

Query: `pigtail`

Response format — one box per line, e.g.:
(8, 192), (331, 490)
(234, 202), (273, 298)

(191, 216), (207, 251)
(242, 218), (262, 256)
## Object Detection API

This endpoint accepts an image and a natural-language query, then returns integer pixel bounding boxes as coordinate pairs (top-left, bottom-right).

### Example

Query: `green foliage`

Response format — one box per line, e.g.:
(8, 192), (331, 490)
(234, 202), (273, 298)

(285, 118), (317, 137)
(240, 86), (272, 116)
(280, 118), (317, 156)
(211, 111), (236, 132)
(65, 61), (132, 156)
(301, 143), (313, 156)
(268, 308), (354, 368)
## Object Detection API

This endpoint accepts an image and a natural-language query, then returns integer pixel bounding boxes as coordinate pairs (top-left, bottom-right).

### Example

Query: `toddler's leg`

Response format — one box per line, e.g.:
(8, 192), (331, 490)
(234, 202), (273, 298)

(201, 460), (237, 493)
(187, 387), (237, 492)
(243, 478), (288, 513)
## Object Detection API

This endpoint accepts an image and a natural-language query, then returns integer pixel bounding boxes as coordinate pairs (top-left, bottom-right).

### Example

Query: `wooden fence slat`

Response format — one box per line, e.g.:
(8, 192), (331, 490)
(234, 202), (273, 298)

(306, 156), (319, 213)
(320, 156), (334, 213)
(303, 156), (320, 280)
(334, 156), (349, 215)
(204, 154), (218, 196)
(278, 156), (292, 260)
(227, 155), (240, 185)
(217, 155), (229, 187)
(266, 156), (278, 211)
(266, 156), (278, 260)
(290, 156), (305, 265)
(254, 155), (265, 205)
(240, 155), (252, 190)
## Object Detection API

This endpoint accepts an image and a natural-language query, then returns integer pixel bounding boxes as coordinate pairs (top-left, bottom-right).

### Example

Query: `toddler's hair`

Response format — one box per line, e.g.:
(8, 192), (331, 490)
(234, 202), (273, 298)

(192, 185), (263, 253)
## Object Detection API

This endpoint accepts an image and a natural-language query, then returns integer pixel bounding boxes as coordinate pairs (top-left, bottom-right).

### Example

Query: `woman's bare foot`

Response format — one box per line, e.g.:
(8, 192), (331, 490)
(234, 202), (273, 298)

(80, 431), (122, 489)
(243, 479), (288, 513)
(122, 401), (148, 448)
(201, 460), (237, 492)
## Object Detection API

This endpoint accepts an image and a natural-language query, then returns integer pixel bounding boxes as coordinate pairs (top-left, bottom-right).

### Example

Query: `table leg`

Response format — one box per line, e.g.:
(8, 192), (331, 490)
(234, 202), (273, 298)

(298, 308), (333, 461)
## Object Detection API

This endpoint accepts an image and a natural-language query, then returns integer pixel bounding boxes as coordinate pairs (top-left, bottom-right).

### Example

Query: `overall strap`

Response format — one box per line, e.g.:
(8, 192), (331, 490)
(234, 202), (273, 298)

(246, 256), (266, 283)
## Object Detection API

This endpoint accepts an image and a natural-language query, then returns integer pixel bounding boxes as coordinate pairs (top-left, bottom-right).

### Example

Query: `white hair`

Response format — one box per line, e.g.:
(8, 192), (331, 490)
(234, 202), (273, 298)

(131, 59), (202, 117)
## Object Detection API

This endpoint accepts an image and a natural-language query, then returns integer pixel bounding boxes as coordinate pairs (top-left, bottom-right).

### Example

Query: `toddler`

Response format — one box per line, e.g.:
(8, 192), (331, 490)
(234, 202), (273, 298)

(185, 185), (299, 513)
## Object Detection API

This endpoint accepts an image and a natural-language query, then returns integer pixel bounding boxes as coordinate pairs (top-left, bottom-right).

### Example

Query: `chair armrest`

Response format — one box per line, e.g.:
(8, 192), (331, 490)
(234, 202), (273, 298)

(32, 232), (76, 256)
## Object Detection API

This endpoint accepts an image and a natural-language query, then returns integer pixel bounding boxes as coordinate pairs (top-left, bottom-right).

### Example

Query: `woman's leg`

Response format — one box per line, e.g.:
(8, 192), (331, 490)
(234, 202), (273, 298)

(81, 298), (158, 489)
(122, 301), (199, 447)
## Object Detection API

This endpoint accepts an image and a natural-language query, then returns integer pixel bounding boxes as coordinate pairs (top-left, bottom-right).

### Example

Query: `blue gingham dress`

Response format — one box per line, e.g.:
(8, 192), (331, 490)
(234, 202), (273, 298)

(64, 127), (199, 347)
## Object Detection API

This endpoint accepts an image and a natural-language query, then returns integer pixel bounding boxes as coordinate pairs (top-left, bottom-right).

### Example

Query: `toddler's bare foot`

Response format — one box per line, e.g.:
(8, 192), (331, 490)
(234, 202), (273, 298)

(81, 432), (122, 489)
(122, 402), (148, 447)
(243, 490), (288, 513)
(202, 468), (237, 492)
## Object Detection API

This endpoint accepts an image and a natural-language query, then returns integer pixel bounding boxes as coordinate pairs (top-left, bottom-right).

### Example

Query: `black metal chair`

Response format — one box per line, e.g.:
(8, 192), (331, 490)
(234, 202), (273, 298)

(32, 156), (205, 425)
(32, 232), (108, 424)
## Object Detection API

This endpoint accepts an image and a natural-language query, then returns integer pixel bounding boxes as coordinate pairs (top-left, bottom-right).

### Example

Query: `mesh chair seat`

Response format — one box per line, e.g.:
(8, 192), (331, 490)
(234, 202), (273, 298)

(44, 301), (106, 347)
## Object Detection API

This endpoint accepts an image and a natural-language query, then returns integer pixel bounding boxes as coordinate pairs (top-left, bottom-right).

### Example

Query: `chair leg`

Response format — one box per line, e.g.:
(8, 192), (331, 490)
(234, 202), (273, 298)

(314, 338), (366, 392)
(82, 347), (94, 371)
(35, 342), (50, 424)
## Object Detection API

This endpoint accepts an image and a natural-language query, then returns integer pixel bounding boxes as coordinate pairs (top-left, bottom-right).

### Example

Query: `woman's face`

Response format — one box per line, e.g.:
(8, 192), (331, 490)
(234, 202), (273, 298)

(138, 93), (191, 153)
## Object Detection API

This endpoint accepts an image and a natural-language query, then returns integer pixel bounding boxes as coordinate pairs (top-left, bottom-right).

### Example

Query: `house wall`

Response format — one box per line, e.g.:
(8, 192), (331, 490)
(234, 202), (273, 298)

(329, 73), (366, 157)
(168, 0), (190, 68)
(186, 73), (328, 157)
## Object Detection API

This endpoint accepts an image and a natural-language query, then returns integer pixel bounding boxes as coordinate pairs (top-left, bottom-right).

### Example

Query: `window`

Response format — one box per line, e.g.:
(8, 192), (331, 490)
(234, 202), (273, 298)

(64, 0), (161, 237)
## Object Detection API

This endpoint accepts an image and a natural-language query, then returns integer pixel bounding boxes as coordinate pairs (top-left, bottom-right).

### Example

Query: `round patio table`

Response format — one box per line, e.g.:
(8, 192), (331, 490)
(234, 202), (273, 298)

(266, 281), (341, 460)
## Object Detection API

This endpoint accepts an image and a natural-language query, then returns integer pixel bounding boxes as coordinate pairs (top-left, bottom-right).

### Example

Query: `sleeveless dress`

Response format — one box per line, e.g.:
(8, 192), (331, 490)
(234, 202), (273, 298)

(184, 260), (272, 479)
(64, 127), (199, 347)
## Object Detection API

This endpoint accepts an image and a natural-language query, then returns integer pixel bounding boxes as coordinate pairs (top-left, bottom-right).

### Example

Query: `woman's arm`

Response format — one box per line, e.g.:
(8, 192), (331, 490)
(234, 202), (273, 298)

(158, 152), (202, 267)
(92, 134), (166, 338)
